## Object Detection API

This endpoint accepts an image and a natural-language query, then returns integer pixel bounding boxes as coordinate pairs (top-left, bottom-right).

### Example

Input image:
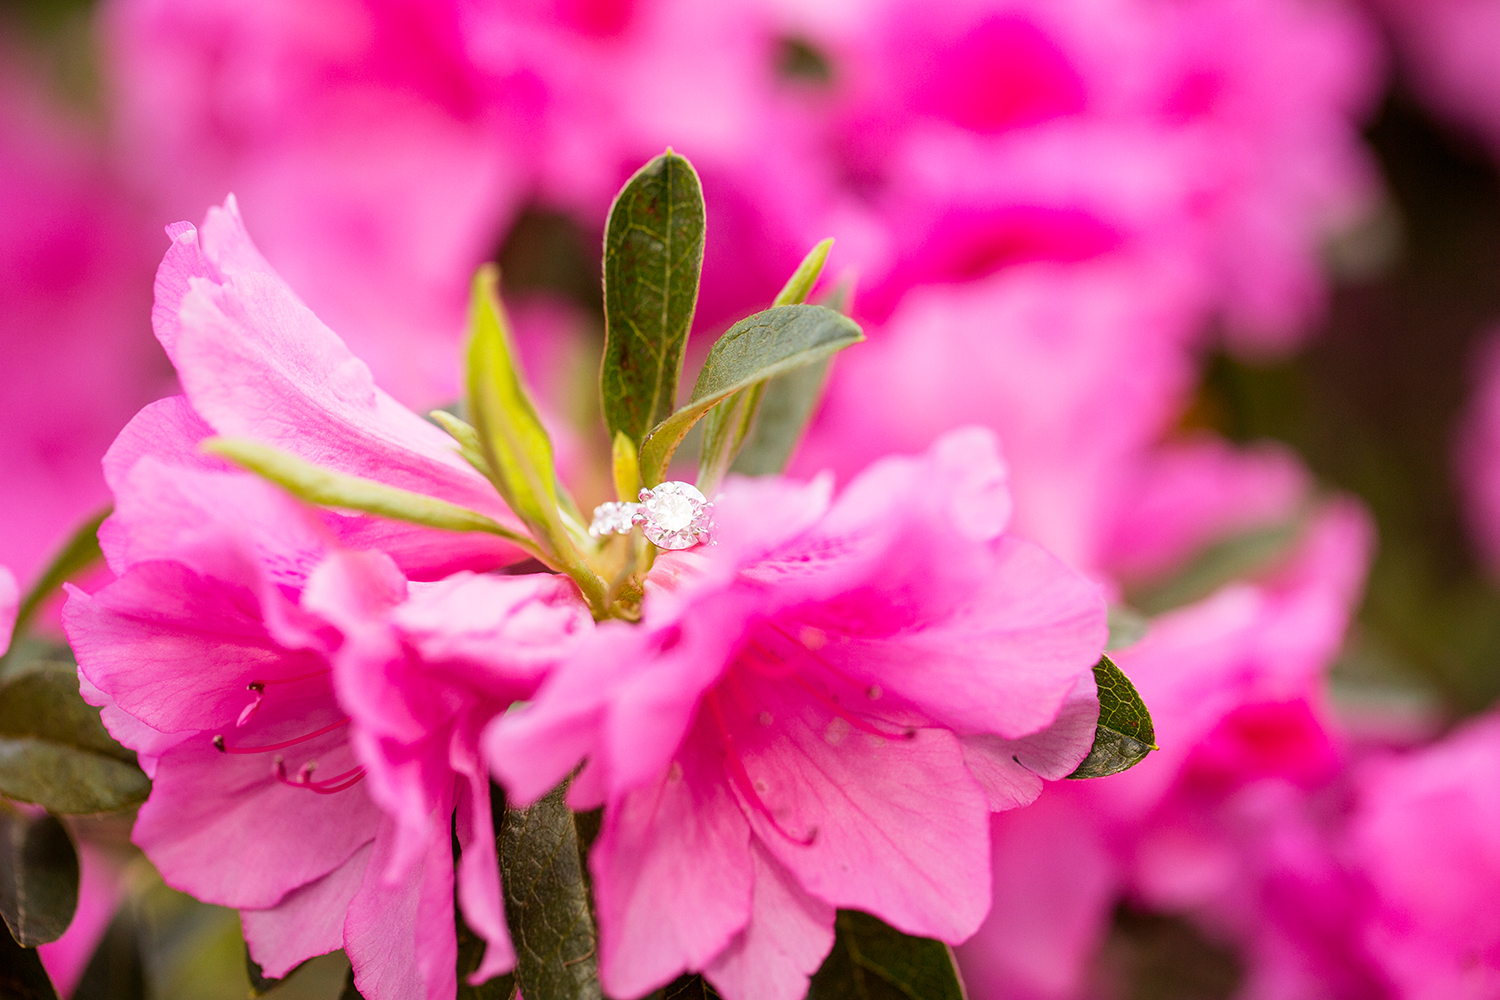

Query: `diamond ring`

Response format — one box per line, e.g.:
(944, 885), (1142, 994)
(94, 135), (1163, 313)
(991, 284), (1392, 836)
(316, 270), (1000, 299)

(588, 481), (715, 550)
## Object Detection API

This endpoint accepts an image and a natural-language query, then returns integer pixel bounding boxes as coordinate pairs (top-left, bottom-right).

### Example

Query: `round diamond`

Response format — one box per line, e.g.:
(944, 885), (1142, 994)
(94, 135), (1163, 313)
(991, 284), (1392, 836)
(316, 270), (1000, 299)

(637, 482), (713, 550)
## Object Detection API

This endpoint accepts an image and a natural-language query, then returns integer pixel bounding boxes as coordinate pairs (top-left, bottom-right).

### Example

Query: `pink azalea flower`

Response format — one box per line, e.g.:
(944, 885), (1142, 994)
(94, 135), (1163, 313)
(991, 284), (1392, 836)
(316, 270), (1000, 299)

(1348, 710), (1500, 1000)
(63, 200), (575, 999)
(761, 0), (1381, 348)
(1455, 327), (1500, 575)
(956, 494), (1376, 1000)
(487, 428), (1109, 1000)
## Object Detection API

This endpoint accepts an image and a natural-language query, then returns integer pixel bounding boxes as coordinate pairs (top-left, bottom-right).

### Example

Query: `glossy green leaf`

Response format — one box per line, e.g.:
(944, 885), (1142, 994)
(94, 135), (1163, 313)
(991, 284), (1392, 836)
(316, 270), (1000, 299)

(0, 807), (79, 947)
(601, 150), (706, 450)
(203, 437), (537, 550)
(10, 507), (109, 641)
(0, 914), (59, 999)
(499, 784), (601, 1000)
(1067, 654), (1158, 779)
(0, 662), (149, 814)
(640, 305), (863, 485)
(808, 910), (967, 1000)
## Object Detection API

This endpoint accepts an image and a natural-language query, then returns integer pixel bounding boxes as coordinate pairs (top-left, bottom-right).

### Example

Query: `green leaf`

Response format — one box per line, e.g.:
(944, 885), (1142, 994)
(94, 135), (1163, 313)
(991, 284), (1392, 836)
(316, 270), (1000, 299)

(695, 241), (835, 495)
(808, 911), (967, 1000)
(10, 507), (109, 641)
(601, 150), (706, 449)
(466, 266), (564, 540)
(640, 305), (863, 485)
(499, 784), (601, 1000)
(0, 806), (79, 947)
(0, 661), (149, 814)
(728, 358), (831, 477)
(0, 914), (59, 999)
(1067, 654), (1158, 779)
(466, 267), (606, 612)
(203, 437), (537, 550)
(612, 431), (643, 504)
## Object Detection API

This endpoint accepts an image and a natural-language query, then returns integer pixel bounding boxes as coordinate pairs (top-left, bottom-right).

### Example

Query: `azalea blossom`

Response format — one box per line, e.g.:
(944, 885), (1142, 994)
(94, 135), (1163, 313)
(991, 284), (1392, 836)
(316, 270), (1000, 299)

(62, 200), (578, 999)
(487, 427), (1109, 1000)
(955, 480), (1378, 1000)
(1348, 710), (1500, 1000)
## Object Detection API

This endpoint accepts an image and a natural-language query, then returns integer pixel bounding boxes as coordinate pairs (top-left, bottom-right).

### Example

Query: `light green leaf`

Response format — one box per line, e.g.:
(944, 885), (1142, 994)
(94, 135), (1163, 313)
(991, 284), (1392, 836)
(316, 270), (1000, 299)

(807, 910), (968, 1000)
(0, 806), (78, 947)
(466, 266), (607, 612)
(499, 784), (601, 1000)
(612, 430), (642, 504)
(772, 238), (834, 309)
(1067, 654), (1158, 779)
(601, 151), (706, 449)
(641, 305), (863, 485)
(10, 507), (109, 641)
(203, 437), (537, 552)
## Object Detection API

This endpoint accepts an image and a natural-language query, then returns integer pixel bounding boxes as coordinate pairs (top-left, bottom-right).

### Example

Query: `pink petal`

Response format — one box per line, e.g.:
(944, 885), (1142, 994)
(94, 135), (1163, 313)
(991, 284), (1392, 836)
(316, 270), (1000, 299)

(703, 841), (837, 1000)
(453, 733), (514, 983)
(591, 718), (755, 999)
(65, 565), (326, 736)
(131, 713), (381, 910)
(345, 817), (460, 1000)
(242, 841), (375, 978)
(717, 667), (993, 943)
(154, 200), (523, 577)
(802, 536), (1106, 740)
(961, 668), (1100, 810)
(955, 791), (1118, 1000)
(100, 396), (220, 501)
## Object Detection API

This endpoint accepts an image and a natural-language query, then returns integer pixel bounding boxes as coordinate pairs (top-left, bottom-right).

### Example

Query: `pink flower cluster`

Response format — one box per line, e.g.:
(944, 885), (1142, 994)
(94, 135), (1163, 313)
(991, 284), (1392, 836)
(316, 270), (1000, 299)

(14, 0), (1500, 997)
(63, 204), (1109, 1000)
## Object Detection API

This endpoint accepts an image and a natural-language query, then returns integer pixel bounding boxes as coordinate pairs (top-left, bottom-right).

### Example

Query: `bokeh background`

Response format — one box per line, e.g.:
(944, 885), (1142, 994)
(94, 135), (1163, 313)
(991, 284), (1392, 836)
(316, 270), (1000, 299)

(5, 0), (1500, 997)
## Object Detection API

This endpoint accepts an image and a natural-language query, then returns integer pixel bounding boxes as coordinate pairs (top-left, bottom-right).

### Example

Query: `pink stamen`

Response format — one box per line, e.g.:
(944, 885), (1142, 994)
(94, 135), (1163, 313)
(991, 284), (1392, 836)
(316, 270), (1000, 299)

(271, 757), (366, 795)
(705, 689), (815, 847)
(233, 670), (331, 728)
(213, 716), (351, 754)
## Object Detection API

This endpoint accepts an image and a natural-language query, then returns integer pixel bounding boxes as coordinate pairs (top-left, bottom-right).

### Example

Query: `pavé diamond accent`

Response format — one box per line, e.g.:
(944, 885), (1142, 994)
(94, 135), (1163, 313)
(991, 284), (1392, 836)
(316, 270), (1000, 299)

(635, 482), (714, 550)
(588, 500), (641, 538)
